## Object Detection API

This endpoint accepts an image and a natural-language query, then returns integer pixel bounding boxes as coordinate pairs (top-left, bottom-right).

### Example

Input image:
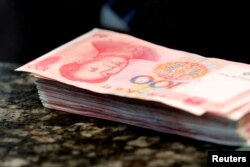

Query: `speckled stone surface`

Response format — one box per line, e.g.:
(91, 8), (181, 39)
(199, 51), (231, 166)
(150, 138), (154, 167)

(0, 63), (236, 167)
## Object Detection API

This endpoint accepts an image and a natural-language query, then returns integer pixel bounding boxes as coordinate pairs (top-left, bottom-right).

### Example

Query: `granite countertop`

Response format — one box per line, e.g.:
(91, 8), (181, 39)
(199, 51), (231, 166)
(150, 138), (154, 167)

(0, 63), (237, 167)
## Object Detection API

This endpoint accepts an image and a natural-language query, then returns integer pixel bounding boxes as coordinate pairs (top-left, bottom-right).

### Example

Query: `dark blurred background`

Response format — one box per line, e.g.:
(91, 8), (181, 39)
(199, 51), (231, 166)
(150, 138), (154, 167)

(0, 0), (249, 64)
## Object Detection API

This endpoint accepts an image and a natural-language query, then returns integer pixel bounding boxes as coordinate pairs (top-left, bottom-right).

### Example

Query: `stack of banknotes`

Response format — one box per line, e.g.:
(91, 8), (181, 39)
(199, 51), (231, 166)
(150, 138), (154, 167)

(16, 29), (250, 146)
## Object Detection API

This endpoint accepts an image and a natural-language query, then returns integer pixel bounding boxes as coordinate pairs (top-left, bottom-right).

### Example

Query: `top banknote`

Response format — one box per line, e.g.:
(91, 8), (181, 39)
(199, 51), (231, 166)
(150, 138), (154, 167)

(17, 28), (250, 116)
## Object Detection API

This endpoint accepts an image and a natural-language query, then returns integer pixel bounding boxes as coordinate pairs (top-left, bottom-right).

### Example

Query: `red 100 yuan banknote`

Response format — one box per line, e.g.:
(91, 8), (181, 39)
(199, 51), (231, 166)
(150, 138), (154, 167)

(16, 29), (250, 116)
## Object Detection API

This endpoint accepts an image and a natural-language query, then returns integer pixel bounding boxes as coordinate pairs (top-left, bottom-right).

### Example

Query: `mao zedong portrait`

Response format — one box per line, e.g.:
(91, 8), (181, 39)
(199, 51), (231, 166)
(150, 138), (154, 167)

(60, 40), (160, 83)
